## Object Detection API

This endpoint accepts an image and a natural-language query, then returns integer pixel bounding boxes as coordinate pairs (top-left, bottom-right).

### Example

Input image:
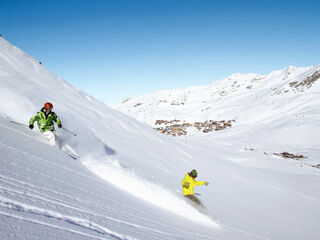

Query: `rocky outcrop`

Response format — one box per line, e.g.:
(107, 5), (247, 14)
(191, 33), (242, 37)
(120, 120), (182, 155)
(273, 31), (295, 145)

(154, 119), (235, 136)
(134, 103), (143, 107)
(273, 70), (320, 95)
(312, 164), (320, 169)
(289, 70), (320, 92)
(274, 152), (307, 159)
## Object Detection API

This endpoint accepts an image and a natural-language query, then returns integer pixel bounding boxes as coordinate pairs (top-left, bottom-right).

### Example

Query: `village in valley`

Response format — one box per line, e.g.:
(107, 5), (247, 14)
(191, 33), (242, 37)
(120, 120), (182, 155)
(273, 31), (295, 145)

(154, 119), (235, 136)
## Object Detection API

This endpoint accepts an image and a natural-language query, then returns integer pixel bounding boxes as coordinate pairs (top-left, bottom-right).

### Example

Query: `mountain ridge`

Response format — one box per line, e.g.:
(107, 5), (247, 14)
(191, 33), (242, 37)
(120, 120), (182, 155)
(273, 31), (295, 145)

(114, 65), (320, 137)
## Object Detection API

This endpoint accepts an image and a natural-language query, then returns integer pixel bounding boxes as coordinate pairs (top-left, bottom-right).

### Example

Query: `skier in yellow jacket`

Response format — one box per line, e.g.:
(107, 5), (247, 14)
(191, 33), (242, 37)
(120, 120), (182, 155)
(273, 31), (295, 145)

(181, 169), (209, 206)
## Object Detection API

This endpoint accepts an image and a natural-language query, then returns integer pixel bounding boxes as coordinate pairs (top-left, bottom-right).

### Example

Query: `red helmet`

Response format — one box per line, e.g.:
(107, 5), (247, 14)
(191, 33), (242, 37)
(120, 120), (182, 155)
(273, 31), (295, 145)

(44, 102), (53, 109)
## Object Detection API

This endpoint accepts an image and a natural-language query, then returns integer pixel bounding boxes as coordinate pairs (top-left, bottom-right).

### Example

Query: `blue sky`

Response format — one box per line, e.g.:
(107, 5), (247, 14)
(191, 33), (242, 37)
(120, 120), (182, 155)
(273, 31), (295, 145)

(1, 0), (320, 105)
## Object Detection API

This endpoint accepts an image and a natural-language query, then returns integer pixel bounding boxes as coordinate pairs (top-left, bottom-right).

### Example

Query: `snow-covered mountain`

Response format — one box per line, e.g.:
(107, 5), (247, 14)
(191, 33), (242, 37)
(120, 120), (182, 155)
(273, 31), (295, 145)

(1, 36), (320, 240)
(114, 65), (320, 138)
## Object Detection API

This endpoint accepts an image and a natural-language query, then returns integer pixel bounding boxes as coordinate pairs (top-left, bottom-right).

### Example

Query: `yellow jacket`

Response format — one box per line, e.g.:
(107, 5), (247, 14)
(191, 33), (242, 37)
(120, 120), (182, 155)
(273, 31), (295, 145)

(181, 173), (206, 196)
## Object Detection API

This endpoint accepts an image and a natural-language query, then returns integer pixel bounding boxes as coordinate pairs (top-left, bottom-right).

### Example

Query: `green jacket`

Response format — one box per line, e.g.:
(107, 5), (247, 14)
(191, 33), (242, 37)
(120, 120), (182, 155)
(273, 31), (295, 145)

(29, 108), (61, 133)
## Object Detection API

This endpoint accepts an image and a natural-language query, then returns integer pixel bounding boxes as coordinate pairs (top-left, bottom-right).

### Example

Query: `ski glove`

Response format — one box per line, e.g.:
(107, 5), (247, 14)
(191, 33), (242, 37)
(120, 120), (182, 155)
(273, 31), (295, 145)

(58, 124), (62, 128)
(29, 124), (34, 129)
(204, 182), (209, 186)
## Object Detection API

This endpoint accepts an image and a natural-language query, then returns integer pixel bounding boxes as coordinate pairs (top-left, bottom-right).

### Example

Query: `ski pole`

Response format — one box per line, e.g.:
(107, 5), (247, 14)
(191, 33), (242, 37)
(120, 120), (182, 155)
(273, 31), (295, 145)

(62, 127), (76, 136)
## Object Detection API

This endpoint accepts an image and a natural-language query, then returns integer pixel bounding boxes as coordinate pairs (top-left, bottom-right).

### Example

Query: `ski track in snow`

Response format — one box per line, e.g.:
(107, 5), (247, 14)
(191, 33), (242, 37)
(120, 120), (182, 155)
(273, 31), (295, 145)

(223, 225), (269, 240)
(0, 174), (91, 209)
(0, 183), (190, 239)
(0, 174), (140, 225)
(0, 210), (109, 240)
(0, 141), (98, 182)
(0, 196), (138, 240)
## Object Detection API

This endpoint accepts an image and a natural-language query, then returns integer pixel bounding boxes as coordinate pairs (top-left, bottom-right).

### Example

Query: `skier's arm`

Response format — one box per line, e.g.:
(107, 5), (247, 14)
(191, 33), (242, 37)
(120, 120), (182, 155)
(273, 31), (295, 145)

(195, 181), (208, 186)
(52, 113), (62, 126)
(29, 113), (39, 125)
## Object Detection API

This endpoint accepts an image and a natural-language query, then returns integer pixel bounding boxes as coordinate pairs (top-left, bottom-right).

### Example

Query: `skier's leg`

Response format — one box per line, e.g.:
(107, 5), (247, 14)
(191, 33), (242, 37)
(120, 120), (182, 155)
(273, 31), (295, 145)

(184, 194), (207, 213)
(53, 131), (62, 148)
(184, 194), (203, 206)
(43, 131), (58, 146)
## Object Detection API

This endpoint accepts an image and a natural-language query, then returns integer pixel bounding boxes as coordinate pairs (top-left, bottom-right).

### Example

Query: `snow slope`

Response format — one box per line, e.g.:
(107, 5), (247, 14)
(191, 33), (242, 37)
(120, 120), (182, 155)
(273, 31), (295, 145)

(0, 117), (219, 240)
(114, 62), (320, 165)
(1, 36), (320, 240)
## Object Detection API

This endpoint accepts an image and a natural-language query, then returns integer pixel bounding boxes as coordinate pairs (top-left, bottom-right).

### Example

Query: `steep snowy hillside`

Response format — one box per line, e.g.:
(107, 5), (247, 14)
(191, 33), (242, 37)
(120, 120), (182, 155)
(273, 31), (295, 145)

(0, 36), (217, 239)
(0, 36), (192, 182)
(0, 116), (220, 240)
(1, 36), (320, 240)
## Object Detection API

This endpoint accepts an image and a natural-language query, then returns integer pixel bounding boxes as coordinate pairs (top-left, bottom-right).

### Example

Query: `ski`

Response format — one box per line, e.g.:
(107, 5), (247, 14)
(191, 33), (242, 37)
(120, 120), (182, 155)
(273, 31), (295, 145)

(66, 152), (78, 160)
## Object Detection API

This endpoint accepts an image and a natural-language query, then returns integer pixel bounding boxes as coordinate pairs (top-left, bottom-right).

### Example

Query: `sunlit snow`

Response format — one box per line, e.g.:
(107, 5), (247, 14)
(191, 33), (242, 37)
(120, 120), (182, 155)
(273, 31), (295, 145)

(1, 36), (320, 240)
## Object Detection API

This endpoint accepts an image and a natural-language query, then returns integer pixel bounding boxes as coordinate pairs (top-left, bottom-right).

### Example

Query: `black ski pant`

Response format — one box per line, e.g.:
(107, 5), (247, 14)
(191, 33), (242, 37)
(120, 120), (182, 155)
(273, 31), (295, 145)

(184, 194), (202, 206)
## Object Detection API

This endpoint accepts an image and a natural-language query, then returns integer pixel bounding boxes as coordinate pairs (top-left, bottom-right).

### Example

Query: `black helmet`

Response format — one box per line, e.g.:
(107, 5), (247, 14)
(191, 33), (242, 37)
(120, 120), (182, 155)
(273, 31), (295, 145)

(189, 169), (198, 178)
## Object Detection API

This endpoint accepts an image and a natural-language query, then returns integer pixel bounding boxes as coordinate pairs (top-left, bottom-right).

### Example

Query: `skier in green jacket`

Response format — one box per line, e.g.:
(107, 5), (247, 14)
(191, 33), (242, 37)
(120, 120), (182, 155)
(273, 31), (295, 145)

(29, 102), (62, 145)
